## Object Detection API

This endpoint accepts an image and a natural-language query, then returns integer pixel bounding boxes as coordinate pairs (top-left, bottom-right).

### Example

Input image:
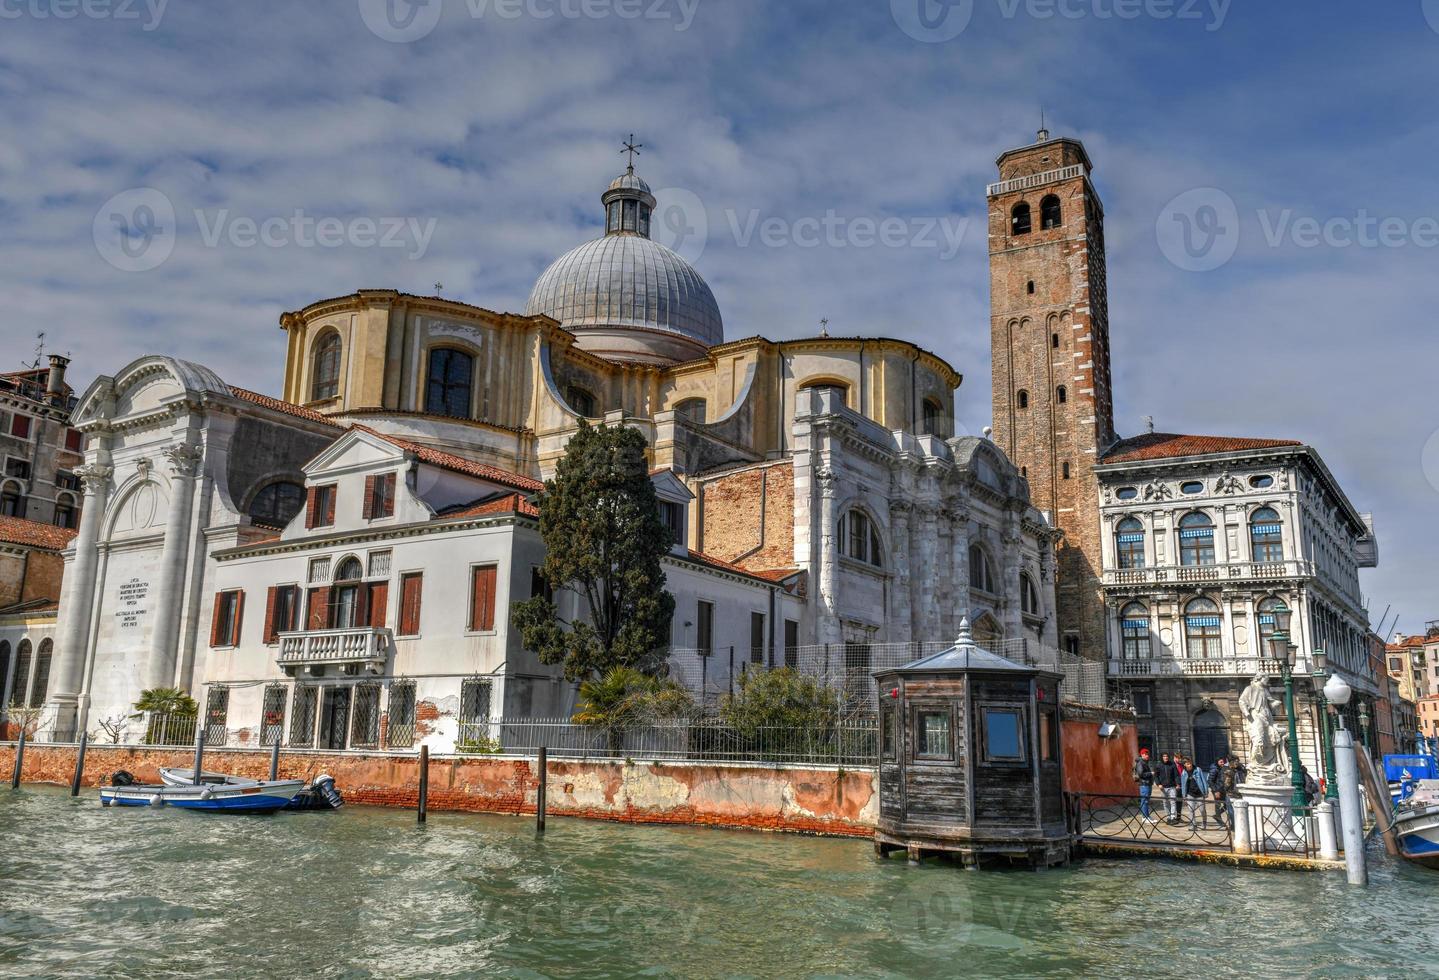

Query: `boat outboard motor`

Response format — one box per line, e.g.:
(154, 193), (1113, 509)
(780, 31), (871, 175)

(111, 770), (135, 787)
(312, 773), (344, 810)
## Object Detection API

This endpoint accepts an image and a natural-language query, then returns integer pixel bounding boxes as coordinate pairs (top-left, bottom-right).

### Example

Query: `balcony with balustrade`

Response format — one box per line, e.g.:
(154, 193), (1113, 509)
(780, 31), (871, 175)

(1102, 558), (1312, 590)
(277, 627), (392, 677)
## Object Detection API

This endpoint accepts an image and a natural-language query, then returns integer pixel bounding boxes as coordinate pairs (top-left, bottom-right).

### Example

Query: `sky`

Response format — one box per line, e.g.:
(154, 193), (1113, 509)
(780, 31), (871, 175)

(1, 0), (1436, 636)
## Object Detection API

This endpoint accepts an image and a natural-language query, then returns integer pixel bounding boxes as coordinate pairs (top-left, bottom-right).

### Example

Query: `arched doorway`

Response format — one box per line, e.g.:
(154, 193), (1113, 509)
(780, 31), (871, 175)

(1192, 707), (1230, 768)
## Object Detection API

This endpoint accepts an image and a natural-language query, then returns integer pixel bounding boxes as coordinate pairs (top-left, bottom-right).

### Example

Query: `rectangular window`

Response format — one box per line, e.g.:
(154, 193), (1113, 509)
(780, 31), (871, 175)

(750, 612), (766, 665)
(4, 458), (30, 481)
(307, 484), (337, 529)
(915, 709), (952, 760)
(387, 680), (417, 748)
(784, 619), (799, 668)
(458, 679), (492, 747)
(65, 428), (83, 453)
(264, 585), (300, 644)
(350, 683), (382, 749)
(210, 590), (244, 647)
(55, 471), (80, 492)
(9, 414), (31, 440)
(1039, 708), (1058, 763)
(204, 688), (230, 746)
(260, 685), (287, 746)
(364, 473), (396, 520)
(469, 564), (498, 632)
(697, 600), (715, 655)
(398, 572), (424, 636)
(529, 566), (552, 602)
(881, 703), (898, 761)
(659, 500), (685, 546)
(289, 685), (318, 747)
(1131, 687), (1154, 717)
(982, 707), (1027, 764)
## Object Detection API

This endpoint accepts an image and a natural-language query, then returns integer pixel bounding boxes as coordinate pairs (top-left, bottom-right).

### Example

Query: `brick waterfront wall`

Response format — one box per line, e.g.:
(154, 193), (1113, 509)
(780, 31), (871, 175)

(0, 743), (879, 838)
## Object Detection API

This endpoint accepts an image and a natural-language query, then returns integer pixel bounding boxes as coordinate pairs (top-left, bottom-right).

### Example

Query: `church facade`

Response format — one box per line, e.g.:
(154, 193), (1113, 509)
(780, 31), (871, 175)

(31, 159), (1058, 749)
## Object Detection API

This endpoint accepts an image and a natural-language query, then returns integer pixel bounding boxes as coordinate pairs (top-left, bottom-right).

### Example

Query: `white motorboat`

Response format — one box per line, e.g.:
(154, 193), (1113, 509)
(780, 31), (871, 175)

(1393, 778), (1439, 870)
(100, 773), (306, 813)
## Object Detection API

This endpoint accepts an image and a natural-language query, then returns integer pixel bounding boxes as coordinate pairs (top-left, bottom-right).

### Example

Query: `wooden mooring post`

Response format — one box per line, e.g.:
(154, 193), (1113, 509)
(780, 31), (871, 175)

(268, 740), (281, 781)
(536, 746), (547, 834)
(417, 744), (429, 823)
(70, 731), (88, 796)
(10, 727), (26, 789)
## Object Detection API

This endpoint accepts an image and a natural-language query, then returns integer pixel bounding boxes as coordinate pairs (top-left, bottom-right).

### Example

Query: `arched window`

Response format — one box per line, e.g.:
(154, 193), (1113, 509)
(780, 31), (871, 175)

(9, 639), (31, 707)
(566, 384), (597, 418)
(331, 557), (365, 629)
(0, 641), (10, 705)
(249, 481), (306, 529)
(1040, 194), (1062, 230)
(675, 398), (707, 424)
(921, 398), (943, 436)
(1178, 512), (1216, 566)
(797, 378), (850, 407)
(29, 639), (51, 707)
(1056, 385), (1067, 404)
(1184, 597), (1223, 659)
(1121, 602), (1151, 660)
(1249, 507), (1283, 563)
(1115, 517), (1146, 570)
(1011, 202), (1032, 236)
(838, 509), (883, 567)
(1020, 574), (1041, 616)
(1017, 390), (1029, 410)
(311, 333), (342, 401)
(1256, 596), (1288, 653)
(1027, 280), (1036, 295)
(1051, 333), (1059, 349)
(53, 494), (77, 529)
(969, 544), (995, 594)
(425, 348), (474, 418)
(0, 481), (23, 518)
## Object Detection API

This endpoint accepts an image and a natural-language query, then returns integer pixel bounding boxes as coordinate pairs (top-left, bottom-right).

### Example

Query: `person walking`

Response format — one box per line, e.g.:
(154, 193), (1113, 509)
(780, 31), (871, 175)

(1208, 756), (1236, 829)
(1134, 748), (1157, 821)
(1158, 752), (1181, 823)
(1180, 761), (1209, 829)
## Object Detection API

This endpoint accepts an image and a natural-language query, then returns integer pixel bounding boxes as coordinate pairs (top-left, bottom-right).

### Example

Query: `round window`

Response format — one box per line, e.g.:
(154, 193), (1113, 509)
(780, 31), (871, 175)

(1116, 487), (1139, 500)
(1180, 481), (1204, 495)
(1249, 475), (1274, 489)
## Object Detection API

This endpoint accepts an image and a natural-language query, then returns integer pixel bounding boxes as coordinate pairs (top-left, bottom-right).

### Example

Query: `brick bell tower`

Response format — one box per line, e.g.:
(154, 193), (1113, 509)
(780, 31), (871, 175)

(988, 128), (1115, 661)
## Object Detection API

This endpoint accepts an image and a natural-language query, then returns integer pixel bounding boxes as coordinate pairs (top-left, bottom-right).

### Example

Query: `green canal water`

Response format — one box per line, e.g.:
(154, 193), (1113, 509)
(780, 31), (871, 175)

(1, 785), (1435, 978)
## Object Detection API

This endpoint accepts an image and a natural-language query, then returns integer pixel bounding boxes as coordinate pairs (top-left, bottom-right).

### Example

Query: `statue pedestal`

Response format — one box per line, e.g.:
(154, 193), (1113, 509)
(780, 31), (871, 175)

(1238, 783), (1310, 850)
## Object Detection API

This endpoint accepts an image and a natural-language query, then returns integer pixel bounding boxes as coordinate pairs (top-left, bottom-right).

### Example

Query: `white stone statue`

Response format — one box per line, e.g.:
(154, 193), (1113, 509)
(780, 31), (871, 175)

(1239, 673), (1290, 785)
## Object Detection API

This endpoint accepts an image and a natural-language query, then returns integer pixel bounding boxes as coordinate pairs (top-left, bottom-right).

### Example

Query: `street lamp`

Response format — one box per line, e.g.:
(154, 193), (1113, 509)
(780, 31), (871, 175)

(1311, 645), (1338, 802)
(1357, 701), (1371, 754)
(1266, 601), (1308, 814)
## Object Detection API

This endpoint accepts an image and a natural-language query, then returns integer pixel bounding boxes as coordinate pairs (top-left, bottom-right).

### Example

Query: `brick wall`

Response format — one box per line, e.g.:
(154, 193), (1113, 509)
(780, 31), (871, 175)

(697, 461), (795, 572)
(0, 743), (879, 838)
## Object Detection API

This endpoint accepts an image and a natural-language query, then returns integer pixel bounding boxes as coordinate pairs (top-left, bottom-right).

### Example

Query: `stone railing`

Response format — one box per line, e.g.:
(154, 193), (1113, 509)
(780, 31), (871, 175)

(1108, 656), (1285, 679)
(1102, 559), (1313, 588)
(985, 164), (1085, 197)
(277, 627), (391, 671)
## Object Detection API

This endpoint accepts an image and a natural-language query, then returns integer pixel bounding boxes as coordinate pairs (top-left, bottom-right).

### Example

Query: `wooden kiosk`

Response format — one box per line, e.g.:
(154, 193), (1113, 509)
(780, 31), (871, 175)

(873, 619), (1074, 869)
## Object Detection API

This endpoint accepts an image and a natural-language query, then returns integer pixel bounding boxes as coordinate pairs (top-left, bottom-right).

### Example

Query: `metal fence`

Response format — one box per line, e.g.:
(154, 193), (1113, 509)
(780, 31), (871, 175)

(664, 637), (1107, 710)
(1069, 793), (1322, 858)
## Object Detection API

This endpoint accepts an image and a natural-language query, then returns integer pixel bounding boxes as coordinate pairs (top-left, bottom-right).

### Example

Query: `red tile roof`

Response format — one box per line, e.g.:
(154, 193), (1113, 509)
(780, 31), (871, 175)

(0, 516), (78, 551)
(229, 387), (341, 428)
(352, 425), (544, 493)
(748, 567), (803, 583)
(440, 493), (539, 521)
(1103, 432), (1303, 464)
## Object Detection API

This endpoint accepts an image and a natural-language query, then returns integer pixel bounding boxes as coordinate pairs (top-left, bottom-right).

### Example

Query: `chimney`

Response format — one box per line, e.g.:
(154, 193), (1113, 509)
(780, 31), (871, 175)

(46, 354), (69, 400)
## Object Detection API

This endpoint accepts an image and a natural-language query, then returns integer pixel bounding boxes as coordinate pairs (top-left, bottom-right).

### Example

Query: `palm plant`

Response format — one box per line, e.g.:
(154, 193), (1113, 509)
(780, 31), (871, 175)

(134, 687), (198, 745)
(573, 667), (693, 755)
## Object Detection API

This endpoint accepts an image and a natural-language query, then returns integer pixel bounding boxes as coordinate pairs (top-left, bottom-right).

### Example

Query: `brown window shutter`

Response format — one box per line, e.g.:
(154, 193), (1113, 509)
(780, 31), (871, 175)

(210, 592), (224, 647)
(363, 475), (376, 520)
(232, 590), (245, 645)
(307, 587), (330, 630)
(382, 473), (396, 517)
(262, 586), (278, 644)
(305, 486), (318, 529)
(325, 486), (336, 526)
(369, 581), (388, 628)
(471, 565), (497, 631)
(399, 573), (422, 635)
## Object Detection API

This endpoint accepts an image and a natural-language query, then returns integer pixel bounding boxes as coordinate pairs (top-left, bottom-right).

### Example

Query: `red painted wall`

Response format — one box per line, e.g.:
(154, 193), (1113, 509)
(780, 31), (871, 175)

(1061, 714), (1139, 796)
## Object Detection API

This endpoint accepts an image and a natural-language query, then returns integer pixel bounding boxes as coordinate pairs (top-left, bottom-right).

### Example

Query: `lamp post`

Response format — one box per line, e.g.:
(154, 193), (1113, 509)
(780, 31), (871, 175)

(1357, 701), (1371, 755)
(1266, 602), (1308, 815)
(1312, 646), (1338, 803)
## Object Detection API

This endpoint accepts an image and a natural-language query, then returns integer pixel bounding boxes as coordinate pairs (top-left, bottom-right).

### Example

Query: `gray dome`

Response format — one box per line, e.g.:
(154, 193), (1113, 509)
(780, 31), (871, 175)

(526, 165), (723, 357)
(526, 234), (724, 350)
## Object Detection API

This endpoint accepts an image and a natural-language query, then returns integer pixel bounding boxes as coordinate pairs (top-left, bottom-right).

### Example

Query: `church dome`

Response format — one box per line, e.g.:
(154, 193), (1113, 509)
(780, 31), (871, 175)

(526, 162), (723, 363)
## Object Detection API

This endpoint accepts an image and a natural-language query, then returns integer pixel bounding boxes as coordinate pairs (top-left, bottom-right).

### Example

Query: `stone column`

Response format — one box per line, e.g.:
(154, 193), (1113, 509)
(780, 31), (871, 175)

(816, 466), (841, 646)
(888, 501), (913, 644)
(915, 501), (938, 642)
(49, 464), (113, 736)
(1001, 508), (1024, 639)
(949, 505), (971, 631)
(147, 443), (204, 691)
